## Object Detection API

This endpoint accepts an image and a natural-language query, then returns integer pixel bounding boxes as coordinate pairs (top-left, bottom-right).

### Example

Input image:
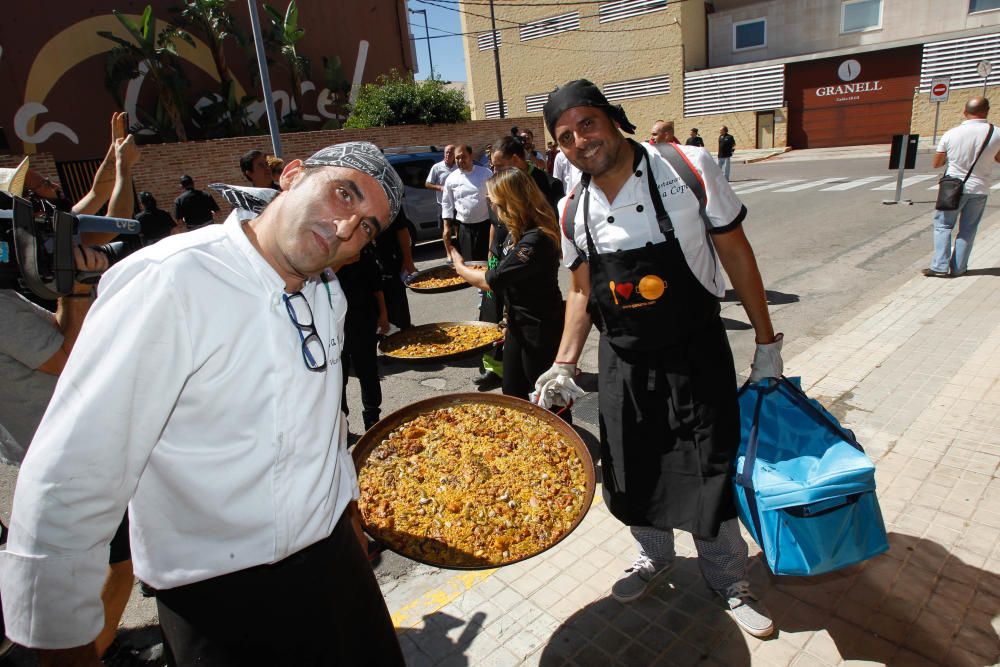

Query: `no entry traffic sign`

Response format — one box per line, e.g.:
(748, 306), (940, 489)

(929, 77), (950, 103)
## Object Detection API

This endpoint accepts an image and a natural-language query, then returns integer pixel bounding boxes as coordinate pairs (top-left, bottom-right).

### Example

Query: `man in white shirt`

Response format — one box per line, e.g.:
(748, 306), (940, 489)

(0, 142), (406, 666)
(441, 144), (493, 260)
(424, 144), (457, 227)
(552, 149), (582, 194)
(925, 97), (1000, 277)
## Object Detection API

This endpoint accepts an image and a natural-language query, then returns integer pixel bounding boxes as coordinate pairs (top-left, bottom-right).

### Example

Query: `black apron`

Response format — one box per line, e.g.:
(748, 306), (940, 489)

(583, 145), (739, 538)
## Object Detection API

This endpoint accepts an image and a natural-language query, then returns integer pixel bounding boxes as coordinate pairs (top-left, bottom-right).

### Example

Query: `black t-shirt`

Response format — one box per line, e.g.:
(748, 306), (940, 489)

(686, 136), (705, 147)
(336, 247), (382, 321)
(529, 165), (565, 217)
(136, 207), (176, 244)
(485, 227), (562, 330)
(372, 208), (408, 275)
(173, 189), (220, 226)
(718, 134), (736, 158)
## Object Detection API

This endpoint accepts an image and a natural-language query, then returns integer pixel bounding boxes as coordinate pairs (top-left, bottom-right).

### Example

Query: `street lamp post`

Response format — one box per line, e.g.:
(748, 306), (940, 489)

(409, 8), (435, 80)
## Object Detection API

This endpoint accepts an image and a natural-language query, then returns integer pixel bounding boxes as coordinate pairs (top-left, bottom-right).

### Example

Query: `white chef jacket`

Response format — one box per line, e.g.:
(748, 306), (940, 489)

(441, 165), (492, 223)
(937, 118), (1000, 195)
(0, 215), (356, 649)
(560, 141), (746, 297)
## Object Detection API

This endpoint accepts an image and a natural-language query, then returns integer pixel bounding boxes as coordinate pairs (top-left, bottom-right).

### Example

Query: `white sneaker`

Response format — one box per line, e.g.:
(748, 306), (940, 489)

(719, 580), (774, 638)
(610, 555), (672, 602)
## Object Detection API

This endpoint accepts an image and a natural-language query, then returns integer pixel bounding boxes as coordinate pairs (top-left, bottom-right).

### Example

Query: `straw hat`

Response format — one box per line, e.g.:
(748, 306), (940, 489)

(0, 156), (29, 197)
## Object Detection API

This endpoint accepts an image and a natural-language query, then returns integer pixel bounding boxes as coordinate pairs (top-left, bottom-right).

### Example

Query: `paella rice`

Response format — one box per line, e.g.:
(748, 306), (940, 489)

(408, 264), (486, 290)
(380, 323), (502, 359)
(358, 404), (589, 567)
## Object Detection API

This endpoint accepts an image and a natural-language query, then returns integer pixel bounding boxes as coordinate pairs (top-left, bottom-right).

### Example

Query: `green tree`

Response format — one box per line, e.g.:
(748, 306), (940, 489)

(172, 0), (251, 135)
(262, 0), (310, 129)
(98, 5), (194, 141)
(345, 72), (470, 128)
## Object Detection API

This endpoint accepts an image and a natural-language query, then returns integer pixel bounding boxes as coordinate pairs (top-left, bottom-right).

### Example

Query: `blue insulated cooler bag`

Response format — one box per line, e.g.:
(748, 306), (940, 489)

(734, 377), (889, 576)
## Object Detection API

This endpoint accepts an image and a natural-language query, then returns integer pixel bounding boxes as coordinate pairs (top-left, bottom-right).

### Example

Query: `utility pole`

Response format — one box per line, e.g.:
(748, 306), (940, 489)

(488, 0), (505, 118)
(248, 0), (282, 157)
(409, 9), (435, 79)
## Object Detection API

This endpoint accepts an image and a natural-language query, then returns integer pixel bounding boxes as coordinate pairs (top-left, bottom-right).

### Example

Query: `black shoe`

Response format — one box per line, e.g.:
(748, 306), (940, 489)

(472, 368), (496, 386)
(922, 268), (950, 278)
(103, 640), (162, 667)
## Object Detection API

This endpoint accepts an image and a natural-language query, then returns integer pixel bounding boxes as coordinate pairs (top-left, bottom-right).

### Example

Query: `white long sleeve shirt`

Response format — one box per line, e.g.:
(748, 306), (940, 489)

(0, 216), (356, 649)
(441, 165), (492, 223)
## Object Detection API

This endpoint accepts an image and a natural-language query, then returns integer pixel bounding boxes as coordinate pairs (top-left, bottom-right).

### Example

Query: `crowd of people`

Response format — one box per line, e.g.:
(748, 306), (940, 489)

(5, 80), (991, 667)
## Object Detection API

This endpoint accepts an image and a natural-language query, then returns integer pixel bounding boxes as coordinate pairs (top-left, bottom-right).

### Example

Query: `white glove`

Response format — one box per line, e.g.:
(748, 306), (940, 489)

(749, 333), (784, 383)
(531, 363), (585, 408)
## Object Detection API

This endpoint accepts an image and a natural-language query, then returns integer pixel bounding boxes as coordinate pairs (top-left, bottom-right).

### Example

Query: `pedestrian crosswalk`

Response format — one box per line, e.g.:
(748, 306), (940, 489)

(725, 174), (963, 195)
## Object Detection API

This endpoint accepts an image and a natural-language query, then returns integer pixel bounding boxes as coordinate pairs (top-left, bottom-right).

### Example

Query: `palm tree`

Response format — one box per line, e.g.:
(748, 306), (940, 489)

(98, 5), (194, 141)
(172, 0), (249, 134)
(263, 0), (310, 128)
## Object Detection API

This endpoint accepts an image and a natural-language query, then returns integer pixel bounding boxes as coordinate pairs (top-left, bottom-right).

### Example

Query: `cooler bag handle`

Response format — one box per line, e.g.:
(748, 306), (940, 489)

(775, 376), (864, 453)
(736, 386), (767, 542)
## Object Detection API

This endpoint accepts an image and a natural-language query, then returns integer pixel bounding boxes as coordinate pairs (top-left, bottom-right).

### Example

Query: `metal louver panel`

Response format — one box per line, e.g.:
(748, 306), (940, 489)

(599, 0), (669, 24)
(477, 31), (501, 51)
(920, 33), (1000, 92)
(484, 100), (510, 119)
(519, 12), (580, 41)
(683, 64), (784, 116)
(525, 93), (550, 113)
(603, 75), (671, 102)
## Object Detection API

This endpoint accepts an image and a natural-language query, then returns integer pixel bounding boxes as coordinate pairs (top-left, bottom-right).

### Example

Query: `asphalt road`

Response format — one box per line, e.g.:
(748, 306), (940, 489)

(3, 147), (992, 657)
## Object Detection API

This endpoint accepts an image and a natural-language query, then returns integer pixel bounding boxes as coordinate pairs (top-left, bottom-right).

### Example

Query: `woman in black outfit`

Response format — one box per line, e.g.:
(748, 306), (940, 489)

(449, 168), (566, 411)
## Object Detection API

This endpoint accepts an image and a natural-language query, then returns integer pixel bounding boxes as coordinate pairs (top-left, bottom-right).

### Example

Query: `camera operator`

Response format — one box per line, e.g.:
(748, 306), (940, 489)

(0, 112), (143, 664)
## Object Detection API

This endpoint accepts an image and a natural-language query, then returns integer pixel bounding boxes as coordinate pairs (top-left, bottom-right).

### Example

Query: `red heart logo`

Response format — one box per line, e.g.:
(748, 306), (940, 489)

(616, 282), (633, 300)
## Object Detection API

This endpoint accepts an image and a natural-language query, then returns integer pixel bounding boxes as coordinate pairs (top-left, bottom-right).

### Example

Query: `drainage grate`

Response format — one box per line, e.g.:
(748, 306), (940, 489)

(572, 392), (600, 427)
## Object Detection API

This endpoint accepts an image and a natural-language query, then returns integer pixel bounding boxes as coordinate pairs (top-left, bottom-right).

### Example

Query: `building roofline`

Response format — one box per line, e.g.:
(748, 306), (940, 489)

(694, 25), (1000, 75)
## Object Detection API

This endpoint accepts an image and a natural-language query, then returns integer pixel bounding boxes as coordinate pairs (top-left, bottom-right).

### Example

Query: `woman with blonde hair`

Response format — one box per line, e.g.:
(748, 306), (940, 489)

(450, 168), (566, 411)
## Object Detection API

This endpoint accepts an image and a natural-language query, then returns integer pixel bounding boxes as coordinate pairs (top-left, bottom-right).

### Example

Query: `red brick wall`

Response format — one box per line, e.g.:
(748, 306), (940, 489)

(134, 117), (545, 219)
(2, 117), (545, 219)
(0, 153), (61, 193)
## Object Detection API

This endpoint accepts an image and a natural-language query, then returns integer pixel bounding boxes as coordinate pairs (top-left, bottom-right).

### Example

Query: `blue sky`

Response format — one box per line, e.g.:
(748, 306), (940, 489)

(407, 0), (468, 82)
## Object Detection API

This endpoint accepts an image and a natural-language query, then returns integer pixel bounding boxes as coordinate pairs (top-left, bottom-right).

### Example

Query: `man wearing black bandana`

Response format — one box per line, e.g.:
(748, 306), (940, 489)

(534, 80), (783, 638)
(1, 142), (406, 665)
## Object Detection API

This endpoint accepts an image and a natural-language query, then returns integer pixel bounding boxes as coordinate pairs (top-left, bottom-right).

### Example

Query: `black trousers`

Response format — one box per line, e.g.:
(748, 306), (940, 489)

(381, 274), (411, 329)
(155, 513), (403, 667)
(503, 322), (571, 423)
(342, 316), (382, 427)
(457, 220), (490, 261)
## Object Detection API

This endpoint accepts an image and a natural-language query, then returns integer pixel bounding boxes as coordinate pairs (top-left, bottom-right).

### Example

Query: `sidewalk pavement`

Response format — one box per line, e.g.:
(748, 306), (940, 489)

(382, 212), (1000, 666)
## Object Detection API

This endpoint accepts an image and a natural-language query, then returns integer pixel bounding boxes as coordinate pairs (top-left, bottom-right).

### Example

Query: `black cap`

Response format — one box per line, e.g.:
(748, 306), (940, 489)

(543, 79), (637, 138)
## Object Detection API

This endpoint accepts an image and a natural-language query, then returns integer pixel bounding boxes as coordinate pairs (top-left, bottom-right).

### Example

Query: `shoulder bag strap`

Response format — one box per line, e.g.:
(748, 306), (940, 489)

(961, 124), (995, 186)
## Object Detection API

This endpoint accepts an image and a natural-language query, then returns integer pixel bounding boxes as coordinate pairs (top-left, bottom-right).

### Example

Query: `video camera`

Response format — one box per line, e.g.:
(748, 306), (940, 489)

(0, 192), (140, 300)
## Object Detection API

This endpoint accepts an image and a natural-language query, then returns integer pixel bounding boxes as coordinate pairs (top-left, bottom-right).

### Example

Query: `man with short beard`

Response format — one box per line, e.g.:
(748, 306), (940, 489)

(536, 80), (782, 639)
(0, 142), (406, 666)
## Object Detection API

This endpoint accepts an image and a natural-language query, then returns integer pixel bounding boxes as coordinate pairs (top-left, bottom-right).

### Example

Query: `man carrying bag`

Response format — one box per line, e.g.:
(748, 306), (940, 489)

(925, 96), (1000, 278)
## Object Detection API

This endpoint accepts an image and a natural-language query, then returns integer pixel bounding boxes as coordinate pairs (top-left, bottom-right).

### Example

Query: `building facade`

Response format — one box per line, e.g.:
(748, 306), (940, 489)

(460, 0), (706, 145)
(460, 0), (1000, 150)
(1, 0), (414, 165)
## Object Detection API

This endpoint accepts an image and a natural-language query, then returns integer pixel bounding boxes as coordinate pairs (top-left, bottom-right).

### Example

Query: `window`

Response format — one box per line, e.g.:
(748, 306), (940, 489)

(524, 93), (550, 114)
(392, 160), (435, 189)
(519, 12), (580, 41)
(484, 100), (509, 119)
(733, 19), (766, 51)
(599, 0), (668, 24)
(970, 0), (1000, 12)
(477, 31), (500, 51)
(842, 0), (882, 33)
(684, 64), (785, 117)
(602, 75), (671, 102)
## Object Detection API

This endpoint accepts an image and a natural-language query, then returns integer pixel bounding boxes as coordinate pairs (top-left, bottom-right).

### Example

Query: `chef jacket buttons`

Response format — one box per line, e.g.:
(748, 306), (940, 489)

(636, 205), (644, 212)
(635, 170), (643, 177)
(608, 216), (615, 223)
